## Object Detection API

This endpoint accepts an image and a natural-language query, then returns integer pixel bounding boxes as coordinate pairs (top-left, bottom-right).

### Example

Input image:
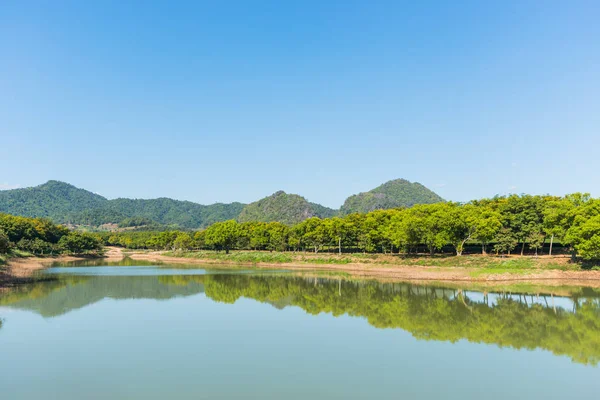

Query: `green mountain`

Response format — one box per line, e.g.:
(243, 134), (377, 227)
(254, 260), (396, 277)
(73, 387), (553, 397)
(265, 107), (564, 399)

(0, 180), (107, 220)
(0, 181), (244, 229)
(95, 198), (245, 228)
(237, 191), (336, 225)
(0, 179), (443, 228)
(340, 179), (444, 215)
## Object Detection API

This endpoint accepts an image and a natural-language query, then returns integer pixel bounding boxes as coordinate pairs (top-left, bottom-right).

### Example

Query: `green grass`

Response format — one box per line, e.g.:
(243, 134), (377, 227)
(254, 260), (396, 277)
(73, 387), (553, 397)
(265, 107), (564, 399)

(164, 251), (294, 264)
(160, 250), (587, 273)
(299, 256), (353, 264)
(0, 250), (33, 267)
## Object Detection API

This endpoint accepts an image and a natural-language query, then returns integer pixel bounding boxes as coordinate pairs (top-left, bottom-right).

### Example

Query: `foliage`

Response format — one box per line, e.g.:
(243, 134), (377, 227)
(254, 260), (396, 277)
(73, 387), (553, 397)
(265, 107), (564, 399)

(0, 213), (103, 256)
(0, 180), (245, 229)
(0, 229), (12, 253)
(0, 180), (107, 222)
(58, 232), (103, 254)
(340, 179), (444, 214)
(204, 220), (241, 253)
(493, 228), (518, 255)
(95, 192), (600, 265)
(1, 179), (449, 229)
(237, 191), (336, 225)
(117, 216), (156, 228)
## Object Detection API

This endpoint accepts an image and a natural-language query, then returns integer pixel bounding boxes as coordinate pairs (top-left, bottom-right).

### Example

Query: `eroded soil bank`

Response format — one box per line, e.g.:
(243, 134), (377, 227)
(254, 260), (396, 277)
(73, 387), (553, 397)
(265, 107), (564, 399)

(3, 247), (600, 291)
(125, 249), (600, 289)
(0, 247), (124, 289)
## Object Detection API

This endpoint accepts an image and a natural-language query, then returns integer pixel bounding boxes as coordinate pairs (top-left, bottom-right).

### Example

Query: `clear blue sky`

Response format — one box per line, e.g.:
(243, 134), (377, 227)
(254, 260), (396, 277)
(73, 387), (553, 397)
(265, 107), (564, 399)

(1, 1), (598, 208)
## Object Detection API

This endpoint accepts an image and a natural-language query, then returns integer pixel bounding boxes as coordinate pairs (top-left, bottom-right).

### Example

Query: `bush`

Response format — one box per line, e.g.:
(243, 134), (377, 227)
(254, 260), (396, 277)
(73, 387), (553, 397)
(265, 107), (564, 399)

(58, 232), (103, 254)
(0, 229), (12, 253)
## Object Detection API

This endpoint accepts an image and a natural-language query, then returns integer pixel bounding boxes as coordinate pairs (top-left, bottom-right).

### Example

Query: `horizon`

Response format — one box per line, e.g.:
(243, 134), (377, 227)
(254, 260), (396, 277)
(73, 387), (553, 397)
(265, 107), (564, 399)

(2, 1), (599, 207)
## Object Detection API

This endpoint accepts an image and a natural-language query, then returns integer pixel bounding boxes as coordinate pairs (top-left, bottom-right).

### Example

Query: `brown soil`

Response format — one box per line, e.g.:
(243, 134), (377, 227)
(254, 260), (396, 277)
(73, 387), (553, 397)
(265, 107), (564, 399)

(0, 247), (124, 289)
(3, 247), (600, 290)
(126, 250), (600, 289)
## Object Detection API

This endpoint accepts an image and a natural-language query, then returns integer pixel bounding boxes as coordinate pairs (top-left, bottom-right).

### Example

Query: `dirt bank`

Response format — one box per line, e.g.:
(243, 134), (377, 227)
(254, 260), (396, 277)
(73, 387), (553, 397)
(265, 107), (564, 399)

(0, 247), (124, 289)
(127, 250), (600, 289)
(3, 247), (600, 290)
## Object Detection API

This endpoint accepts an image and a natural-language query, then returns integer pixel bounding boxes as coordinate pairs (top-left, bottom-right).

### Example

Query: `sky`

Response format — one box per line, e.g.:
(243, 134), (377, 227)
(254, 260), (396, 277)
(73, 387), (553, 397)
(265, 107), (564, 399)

(1, 1), (599, 208)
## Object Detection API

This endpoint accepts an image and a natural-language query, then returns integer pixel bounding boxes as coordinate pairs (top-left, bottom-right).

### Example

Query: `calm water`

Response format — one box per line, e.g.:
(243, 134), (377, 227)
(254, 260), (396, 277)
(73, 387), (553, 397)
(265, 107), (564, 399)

(1, 262), (599, 399)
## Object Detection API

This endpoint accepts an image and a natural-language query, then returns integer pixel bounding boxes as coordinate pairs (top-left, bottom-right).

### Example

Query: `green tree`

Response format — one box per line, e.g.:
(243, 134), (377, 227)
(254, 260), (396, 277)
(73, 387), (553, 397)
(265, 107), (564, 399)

(565, 215), (600, 261)
(58, 232), (103, 254)
(173, 232), (193, 250)
(0, 229), (11, 253)
(204, 220), (240, 254)
(493, 228), (518, 256)
(471, 206), (502, 254)
(527, 231), (545, 257)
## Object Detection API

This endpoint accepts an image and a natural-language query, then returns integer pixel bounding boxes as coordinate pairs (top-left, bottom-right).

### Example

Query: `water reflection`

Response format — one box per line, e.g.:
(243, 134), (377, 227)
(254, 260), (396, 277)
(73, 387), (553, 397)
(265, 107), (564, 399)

(1, 271), (599, 365)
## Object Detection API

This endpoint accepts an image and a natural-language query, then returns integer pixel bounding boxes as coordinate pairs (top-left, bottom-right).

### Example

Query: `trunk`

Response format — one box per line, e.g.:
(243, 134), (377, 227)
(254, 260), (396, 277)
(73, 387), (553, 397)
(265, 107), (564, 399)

(338, 237), (342, 255)
(481, 243), (487, 255)
(520, 240), (525, 256)
(225, 247), (230, 255)
(549, 234), (554, 256)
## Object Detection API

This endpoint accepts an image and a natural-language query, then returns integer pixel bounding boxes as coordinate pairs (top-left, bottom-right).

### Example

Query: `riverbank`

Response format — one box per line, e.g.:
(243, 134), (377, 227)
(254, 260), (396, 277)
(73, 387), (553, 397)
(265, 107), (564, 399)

(0, 247), (124, 289)
(125, 249), (600, 288)
(3, 247), (600, 289)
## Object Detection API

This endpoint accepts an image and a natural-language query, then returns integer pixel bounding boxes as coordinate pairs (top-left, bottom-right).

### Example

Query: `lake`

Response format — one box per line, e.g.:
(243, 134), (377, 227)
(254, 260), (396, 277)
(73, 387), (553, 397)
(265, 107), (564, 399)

(1, 261), (599, 399)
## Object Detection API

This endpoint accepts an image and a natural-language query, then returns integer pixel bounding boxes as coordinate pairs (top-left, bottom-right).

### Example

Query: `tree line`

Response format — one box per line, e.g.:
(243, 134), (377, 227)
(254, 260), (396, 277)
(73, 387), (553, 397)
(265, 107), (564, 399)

(97, 193), (600, 262)
(0, 213), (103, 256)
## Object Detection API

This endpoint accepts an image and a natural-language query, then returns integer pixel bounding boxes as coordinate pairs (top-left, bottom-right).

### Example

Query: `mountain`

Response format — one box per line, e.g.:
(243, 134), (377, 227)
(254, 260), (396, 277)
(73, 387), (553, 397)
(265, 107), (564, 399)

(94, 198), (245, 228)
(0, 181), (244, 229)
(340, 179), (444, 215)
(0, 180), (107, 221)
(237, 191), (337, 225)
(0, 179), (443, 228)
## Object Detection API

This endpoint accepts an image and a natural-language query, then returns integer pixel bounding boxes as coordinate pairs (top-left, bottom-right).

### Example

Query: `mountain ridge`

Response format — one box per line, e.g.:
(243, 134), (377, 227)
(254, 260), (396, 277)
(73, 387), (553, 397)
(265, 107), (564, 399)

(237, 190), (337, 225)
(0, 179), (444, 228)
(340, 178), (445, 214)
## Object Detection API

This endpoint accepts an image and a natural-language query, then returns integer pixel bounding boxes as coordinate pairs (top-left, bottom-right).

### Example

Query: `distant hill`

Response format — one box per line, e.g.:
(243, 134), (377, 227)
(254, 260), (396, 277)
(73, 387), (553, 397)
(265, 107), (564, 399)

(0, 181), (244, 229)
(237, 191), (337, 225)
(96, 198), (245, 228)
(340, 179), (444, 215)
(0, 180), (107, 221)
(0, 179), (443, 228)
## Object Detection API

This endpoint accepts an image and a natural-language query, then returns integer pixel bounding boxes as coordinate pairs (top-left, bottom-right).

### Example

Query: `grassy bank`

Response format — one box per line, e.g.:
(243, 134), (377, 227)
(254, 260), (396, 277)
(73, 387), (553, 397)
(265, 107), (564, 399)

(162, 250), (589, 274)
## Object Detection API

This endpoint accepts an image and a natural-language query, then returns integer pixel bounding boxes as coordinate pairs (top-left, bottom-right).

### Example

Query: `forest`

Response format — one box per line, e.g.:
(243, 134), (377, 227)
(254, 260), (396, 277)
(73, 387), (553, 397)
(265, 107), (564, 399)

(97, 193), (600, 263)
(0, 213), (103, 258)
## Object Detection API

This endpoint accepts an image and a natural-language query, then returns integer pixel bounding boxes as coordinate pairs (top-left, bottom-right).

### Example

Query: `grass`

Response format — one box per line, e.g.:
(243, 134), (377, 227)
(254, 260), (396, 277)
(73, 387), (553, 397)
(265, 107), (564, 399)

(164, 250), (295, 264)
(0, 250), (33, 267)
(299, 256), (354, 264)
(156, 250), (588, 274)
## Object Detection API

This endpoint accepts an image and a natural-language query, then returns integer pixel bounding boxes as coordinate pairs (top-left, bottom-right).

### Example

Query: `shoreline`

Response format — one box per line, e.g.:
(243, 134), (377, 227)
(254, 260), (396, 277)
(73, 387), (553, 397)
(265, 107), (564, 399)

(0, 247), (124, 289)
(126, 249), (600, 289)
(3, 247), (600, 289)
